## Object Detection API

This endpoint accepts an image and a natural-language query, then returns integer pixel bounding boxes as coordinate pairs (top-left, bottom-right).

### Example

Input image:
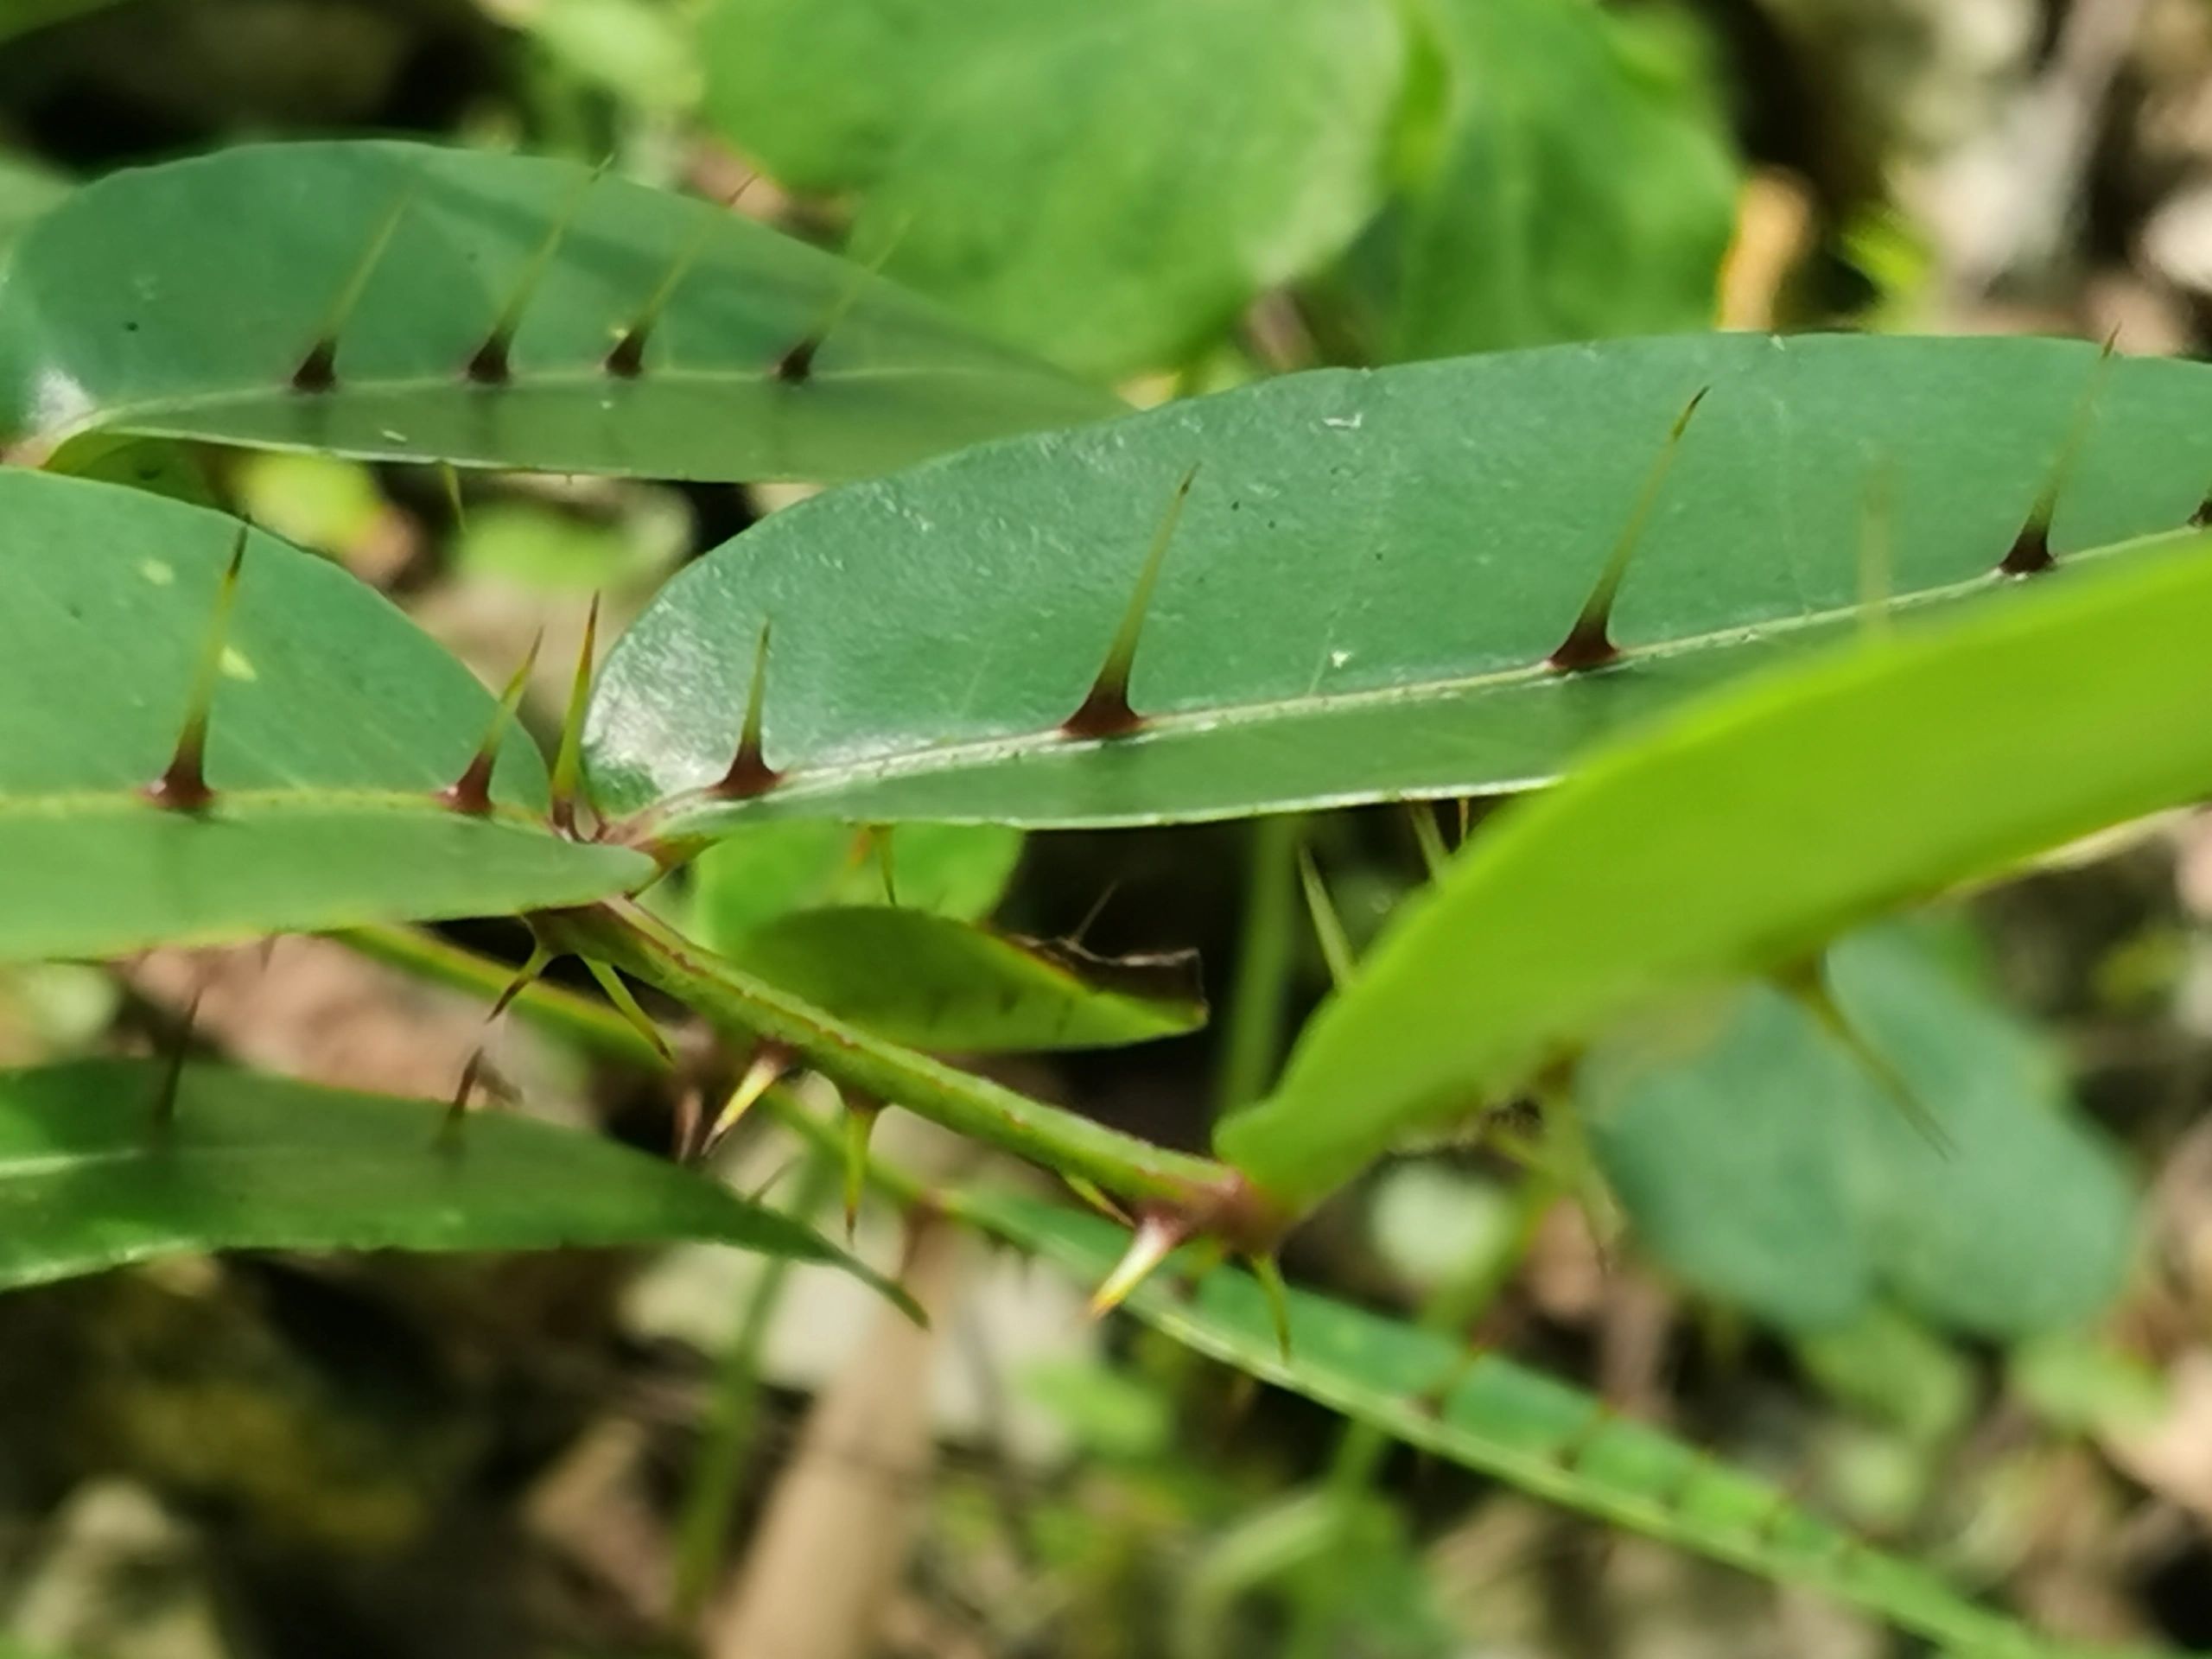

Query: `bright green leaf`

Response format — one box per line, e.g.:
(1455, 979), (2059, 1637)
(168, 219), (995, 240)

(0, 1058), (903, 1305)
(727, 906), (1204, 1052)
(588, 334), (2212, 834)
(0, 141), (1118, 483)
(1218, 532), (2212, 1204)
(0, 469), (646, 961)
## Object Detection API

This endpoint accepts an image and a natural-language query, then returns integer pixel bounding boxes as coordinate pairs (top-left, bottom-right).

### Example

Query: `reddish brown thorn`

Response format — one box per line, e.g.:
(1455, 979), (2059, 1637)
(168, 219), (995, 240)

(1064, 463), (1198, 741)
(2191, 493), (2212, 531)
(549, 597), (601, 836)
(606, 187), (740, 378)
(1548, 386), (1708, 674)
(603, 330), (648, 379)
(443, 1048), (487, 1146)
(149, 988), (202, 1134)
(291, 340), (339, 394)
(289, 181), (416, 397)
(772, 334), (821, 385)
(144, 522), (249, 813)
(467, 162), (603, 390)
(2000, 334), (2118, 578)
(440, 630), (544, 815)
(710, 622), (781, 798)
(464, 334), (512, 386)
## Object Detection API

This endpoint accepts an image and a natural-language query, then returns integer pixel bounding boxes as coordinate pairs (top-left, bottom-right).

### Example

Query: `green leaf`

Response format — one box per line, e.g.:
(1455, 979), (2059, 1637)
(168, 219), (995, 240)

(1218, 531), (2212, 1204)
(1357, 0), (1737, 358)
(690, 820), (1022, 943)
(703, 0), (1406, 376)
(587, 334), (2212, 834)
(0, 141), (1117, 483)
(727, 906), (1204, 1052)
(0, 469), (646, 961)
(0, 1058), (904, 1306)
(960, 1188), (2102, 1658)
(1587, 927), (2134, 1336)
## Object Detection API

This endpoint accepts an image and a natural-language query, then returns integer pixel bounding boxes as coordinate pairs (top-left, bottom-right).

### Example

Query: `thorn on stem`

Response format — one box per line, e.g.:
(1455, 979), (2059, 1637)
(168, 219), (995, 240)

(1548, 387), (1707, 673)
(1089, 1208), (1191, 1317)
(1064, 463), (1199, 741)
(149, 988), (202, 1135)
(467, 162), (604, 387)
(700, 1039), (796, 1159)
(842, 1094), (884, 1241)
(582, 957), (674, 1063)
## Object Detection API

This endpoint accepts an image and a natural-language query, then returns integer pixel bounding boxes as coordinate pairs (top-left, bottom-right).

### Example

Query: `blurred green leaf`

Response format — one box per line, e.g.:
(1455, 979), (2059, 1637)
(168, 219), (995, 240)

(0, 1058), (905, 1305)
(0, 142), (1118, 482)
(454, 499), (681, 591)
(513, 0), (701, 111)
(1356, 0), (1737, 357)
(0, 153), (67, 252)
(705, 0), (1407, 376)
(1220, 533), (2212, 1205)
(1795, 1305), (1974, 1443)
(728, 906), (1205, 1052)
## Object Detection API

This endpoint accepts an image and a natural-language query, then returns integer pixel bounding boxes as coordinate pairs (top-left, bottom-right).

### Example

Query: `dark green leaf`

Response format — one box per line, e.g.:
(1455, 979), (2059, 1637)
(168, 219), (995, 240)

(0, 142), (1117, 482)
(588, 334), (2212, 834)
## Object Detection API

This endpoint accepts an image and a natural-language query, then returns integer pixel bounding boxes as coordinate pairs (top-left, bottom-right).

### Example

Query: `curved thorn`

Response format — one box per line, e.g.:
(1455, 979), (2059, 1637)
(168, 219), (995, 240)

(441, 630), (544, 814)
(549, 597), (601, 834)
(468, 162), (605, 385)
(1064, 463), (1199, 739)
(582, 957), (673, 1063)
(702, 1039), (796, 1157)
(1405, 803), (1449, 880)
(292, 181), (416, 392)
(1247, 1252), (1294, 1361)
(146, 522), (249, 812)
(1548, 386), (1708, 672)
(1088, 1209), (1190, 1317)
(711, 621), (780, 798)
(443, 1048), (488, 1147)
(2001, 333), (2117, 577)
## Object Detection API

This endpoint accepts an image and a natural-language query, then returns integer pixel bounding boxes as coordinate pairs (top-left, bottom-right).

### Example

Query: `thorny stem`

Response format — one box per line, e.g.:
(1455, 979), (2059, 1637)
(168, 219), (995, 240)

(553, 899), (1269, 1225)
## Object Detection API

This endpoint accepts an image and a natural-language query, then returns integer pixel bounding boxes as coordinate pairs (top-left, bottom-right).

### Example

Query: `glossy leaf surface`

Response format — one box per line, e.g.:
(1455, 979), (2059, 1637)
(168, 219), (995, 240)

(588, 334), (2212, 835)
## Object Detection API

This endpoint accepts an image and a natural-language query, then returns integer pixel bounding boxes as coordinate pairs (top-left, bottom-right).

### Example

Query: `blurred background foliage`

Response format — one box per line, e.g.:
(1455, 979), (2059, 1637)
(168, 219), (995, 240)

(10, 1), (2212, 1656)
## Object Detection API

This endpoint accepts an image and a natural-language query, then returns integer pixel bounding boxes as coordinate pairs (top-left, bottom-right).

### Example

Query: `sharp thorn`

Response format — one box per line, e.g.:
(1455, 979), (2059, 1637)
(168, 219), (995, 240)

(1296, 842), (1357, 989)
(290, 180), (416, 393)
(149, 988), (201, 1134)
(673, 1088), (703, 1162)
(842, 1094), (884, 1241)
(1061, 1173), (1132, 1225)
(468, 162), (603, 385)
(440, 629), (544, 814)
(145, 521), (248, 812)
(582, 957), (674, 1063)
(1088, 1209), (1190, 1317)
(549, 596), (601, 835)
(701, 1039), (796, 1157)
(1068, 881), (1122, 949)
(710, 621), (780, 798)
(772, 210), (912, 385)
(606, 178), (753, 377)
(486, 940), (556, 1022)
(1548, 386), (1707, 672)
(1247, 1252), (1294, 1361)
(2000, 334), (2117, 577)
(1064, 463), (1198, 740)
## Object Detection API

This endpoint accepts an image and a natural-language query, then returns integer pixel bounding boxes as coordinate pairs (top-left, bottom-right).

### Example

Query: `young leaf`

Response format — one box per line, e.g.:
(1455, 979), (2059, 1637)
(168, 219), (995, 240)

(0, 1058), (905, 1306)
(0, 141), (1118, 483)
(727, 906), (1205, 1052)
(959, 1189), (2101, 1659)
(702, 0), (1404, 377)
(1586, 925), (2135, 1335)
(0, 470), (645, 960)
(586, 334), (2212, 835)
(1217, 531), (2212, 1205)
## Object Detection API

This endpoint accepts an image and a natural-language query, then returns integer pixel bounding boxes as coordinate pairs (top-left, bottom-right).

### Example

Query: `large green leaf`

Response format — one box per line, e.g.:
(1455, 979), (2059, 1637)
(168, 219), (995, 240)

(1218, 531), (2212, 1203)
(962, 1189), (2113, 1658)
(0, 142), (1116, 483)
(0, 469), (645, 960)
(587, 334), (2212, 834)
(1353, 0), (1738, 358)
(1588, 925), (2135, 1335)
(728, 906), (1204, 1052)
(0, 1059), (900, 1302)
(702, 0), (1405, 377)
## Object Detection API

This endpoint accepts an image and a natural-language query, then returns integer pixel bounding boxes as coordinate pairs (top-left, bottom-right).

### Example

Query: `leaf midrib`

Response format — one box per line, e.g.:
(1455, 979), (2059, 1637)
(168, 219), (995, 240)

(0, 784), (556, 829)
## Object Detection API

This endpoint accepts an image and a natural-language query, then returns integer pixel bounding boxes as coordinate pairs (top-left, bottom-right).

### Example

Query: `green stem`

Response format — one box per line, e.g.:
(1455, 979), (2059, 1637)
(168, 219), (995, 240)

(1212, 814), (1302, 1112)
(334, 924), (664, 1069)
(559, 901), (1241, 1215)
(672, 1147), (839, 1617)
